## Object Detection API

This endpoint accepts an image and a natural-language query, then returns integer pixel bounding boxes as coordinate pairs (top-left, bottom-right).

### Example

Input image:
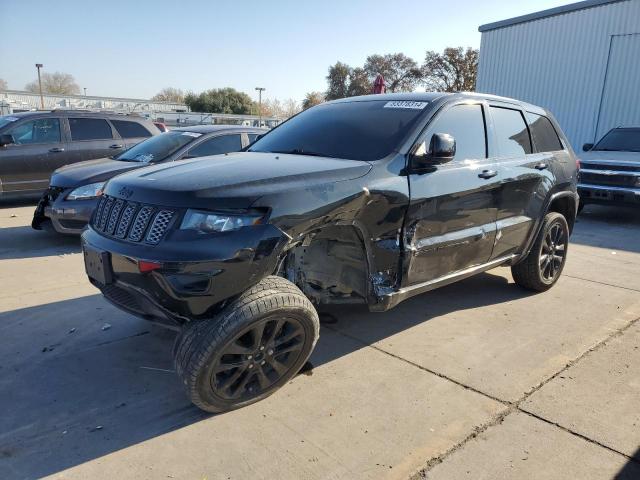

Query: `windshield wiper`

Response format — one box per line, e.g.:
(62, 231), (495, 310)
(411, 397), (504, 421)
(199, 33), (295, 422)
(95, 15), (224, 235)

(269, 148), (333, 157)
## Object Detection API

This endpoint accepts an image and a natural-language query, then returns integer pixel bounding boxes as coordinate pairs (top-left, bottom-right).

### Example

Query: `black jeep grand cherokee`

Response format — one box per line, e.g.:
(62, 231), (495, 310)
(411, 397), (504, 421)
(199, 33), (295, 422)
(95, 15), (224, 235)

(82, 92), (579, 412)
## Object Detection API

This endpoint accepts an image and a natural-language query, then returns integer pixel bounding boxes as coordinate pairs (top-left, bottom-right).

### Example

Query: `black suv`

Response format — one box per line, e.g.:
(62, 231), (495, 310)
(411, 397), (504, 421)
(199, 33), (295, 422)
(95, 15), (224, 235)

(32, 125), (267, 234)
(81, 93), (579, 412)
(0, 110), (159, 199)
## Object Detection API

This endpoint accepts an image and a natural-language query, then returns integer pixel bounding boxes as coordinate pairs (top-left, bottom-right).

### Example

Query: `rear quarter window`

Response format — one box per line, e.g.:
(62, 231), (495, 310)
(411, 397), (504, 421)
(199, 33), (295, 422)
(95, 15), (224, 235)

(525, 112), (563, 152)
(490, 106), (532, 156)
(112, 120), (152, 139)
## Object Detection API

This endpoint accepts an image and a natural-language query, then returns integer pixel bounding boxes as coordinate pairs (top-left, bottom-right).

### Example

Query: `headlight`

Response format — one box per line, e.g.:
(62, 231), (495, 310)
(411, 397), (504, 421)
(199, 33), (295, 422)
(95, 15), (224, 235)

(180, 209), (265, 233)
(66, 182), (105, 200)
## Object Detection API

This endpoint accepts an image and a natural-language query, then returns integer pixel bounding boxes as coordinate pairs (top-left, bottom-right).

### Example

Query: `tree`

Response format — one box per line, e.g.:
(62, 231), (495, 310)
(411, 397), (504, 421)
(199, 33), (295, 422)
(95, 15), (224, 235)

(363, 53), (422, 92)
(346, 68), (371, 97)
(282, 98), (301, 118)
(326, 61), (351, 100)
(422, 47), (479, 92)
(25, 71), (80, 95)
(302, 91), (324, 110)
(0, 78), (7, 91)
(151, 87), (184, 103)
(184, 88), (254, 114)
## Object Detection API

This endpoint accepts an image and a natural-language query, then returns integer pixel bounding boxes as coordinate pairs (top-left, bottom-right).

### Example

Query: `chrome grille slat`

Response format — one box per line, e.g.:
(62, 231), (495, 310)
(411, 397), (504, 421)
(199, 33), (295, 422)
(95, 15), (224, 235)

(146, 210), (174, 244)
(92, 194), (174, 244)
(106, 199), (124, 235)
(128, 206), (154, 242)
(115, 203), (137, 238)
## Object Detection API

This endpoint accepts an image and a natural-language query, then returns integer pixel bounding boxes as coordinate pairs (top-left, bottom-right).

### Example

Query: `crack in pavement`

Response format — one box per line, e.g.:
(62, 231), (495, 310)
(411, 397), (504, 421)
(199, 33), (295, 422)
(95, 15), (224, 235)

(325, 312), (640, 479)
(563, 274), (640, 293)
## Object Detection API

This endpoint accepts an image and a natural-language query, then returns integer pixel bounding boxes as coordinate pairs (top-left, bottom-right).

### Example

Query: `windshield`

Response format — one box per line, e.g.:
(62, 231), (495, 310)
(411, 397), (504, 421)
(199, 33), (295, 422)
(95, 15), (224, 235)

(593, 128), (640, 152)
(0, 115), (20, 130)
(249, 100), (429, 161)
(116, 130), (200, 162)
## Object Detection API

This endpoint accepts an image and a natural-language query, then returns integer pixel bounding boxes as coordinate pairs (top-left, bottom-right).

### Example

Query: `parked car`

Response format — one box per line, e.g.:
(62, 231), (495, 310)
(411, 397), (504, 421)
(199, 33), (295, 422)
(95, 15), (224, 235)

(81, 92), (579, 412)
(32, 125), (267, 234)
(154, 122), (169, 132)
(578, 126), (640, 211)
(0, 110), (159, 199)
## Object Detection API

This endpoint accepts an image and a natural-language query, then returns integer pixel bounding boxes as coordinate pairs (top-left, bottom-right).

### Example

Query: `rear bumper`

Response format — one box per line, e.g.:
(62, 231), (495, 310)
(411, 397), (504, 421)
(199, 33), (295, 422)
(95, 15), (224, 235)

(578, 183), (640, 207)
(32, 188), (97, 235)
(81, 224), (289, 326)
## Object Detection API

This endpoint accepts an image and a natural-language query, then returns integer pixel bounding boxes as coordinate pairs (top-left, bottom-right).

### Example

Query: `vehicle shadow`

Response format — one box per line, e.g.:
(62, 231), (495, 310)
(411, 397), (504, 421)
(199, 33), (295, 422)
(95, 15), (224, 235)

(573, 204), (640, 254)
(0, 225), (80, 260)
(613, 447), (640, 479)
(0, 271), (531, 479)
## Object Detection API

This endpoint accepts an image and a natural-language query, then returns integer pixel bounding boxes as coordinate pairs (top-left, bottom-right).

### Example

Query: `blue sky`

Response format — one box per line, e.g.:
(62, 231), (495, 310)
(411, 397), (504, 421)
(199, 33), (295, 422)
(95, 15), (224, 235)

(1, 0), (571, 103)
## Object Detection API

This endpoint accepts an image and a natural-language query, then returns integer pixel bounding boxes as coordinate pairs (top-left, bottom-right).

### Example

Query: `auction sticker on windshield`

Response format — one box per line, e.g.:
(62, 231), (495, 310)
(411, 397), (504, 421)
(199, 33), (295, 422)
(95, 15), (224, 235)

(383, 101), (428, 109)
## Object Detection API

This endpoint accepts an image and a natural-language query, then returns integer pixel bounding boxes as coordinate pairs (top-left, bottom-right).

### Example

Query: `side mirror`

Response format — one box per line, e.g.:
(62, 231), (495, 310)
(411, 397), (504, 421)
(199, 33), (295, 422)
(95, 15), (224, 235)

(582, 143), (594, 152)
(0, 134), (15, 146)
(412, 133), (456, 169)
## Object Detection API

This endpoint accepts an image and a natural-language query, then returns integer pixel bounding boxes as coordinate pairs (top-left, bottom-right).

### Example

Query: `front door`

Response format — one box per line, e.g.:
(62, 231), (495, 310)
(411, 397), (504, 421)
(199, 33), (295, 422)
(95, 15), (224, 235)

(0, 117), (65, 194)
(404, 102), (500, 286)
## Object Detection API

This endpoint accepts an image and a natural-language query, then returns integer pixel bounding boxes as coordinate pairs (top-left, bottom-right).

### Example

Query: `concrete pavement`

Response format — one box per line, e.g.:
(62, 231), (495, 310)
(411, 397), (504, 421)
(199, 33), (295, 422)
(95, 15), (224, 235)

(0, 201), (638, 480)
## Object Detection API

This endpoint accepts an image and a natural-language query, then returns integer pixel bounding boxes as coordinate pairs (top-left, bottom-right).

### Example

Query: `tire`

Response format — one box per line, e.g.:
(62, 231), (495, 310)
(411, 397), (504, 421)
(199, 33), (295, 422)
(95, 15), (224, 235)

(173, 276), (319, 413)
(511, 212), (569, 292)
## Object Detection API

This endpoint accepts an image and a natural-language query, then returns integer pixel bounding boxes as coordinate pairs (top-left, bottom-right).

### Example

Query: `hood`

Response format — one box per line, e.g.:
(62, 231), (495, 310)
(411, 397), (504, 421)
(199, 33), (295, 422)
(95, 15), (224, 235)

(51, 157), (144, 188)
(580, 150), (640, 166)
(104, 152), (372, 209)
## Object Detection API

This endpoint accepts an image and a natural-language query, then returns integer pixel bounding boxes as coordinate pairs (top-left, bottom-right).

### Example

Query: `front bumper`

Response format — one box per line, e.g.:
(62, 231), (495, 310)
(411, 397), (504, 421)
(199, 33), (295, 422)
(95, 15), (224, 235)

(81, 224), (289, 326)
(32, 187), (98, 235)
(578, 183), (640, 207)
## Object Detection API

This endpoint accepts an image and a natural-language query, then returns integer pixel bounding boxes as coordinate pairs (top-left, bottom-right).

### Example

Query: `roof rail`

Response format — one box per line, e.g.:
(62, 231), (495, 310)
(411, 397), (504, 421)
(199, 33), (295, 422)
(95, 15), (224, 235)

(49, 109), (143, 116)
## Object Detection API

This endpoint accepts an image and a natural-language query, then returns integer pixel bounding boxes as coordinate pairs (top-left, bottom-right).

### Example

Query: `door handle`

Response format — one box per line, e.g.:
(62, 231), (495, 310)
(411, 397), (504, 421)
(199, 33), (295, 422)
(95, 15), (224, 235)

(534, 163), (548, 170)
(49, 147), (65, 153)
(478, 169), (498, 179)
(109, 144), (124, 149)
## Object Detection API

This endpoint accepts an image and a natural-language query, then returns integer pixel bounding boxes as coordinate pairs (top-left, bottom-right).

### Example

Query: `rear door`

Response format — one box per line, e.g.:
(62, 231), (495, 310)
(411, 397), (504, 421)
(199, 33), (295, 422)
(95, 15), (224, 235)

(110, 119), (154, 149)
(181, 133), (243, 159)
(404, 101), (500, 285)
(63, 117), (120, 168)
(0, 116), (65, 193)
(489, 105), (553, 259)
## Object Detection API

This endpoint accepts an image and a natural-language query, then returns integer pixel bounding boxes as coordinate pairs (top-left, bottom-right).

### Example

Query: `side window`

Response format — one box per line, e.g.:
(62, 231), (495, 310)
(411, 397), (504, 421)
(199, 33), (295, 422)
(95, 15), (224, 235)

(421, 104), (486, 161)
(490, 107), (532, 156)
(525, 112), (563, 152)
(6, 118), (61, 145)
(187, 134), (243, 157)
(111, 120), (152, 139)
(69, 118), (113, 141)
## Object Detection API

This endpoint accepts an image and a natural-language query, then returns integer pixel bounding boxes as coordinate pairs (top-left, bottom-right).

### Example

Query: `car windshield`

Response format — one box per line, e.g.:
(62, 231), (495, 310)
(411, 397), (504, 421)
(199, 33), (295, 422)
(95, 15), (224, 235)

(248, 100), (429, 161)
(0, 115), (21, 130)
(116, 130), (200, 162)
(593, 128), (640, 152)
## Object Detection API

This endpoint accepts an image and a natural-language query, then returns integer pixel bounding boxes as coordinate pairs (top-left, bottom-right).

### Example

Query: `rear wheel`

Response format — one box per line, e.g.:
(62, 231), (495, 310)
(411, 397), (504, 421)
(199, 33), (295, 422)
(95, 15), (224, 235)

(511, 212), (569, 292)
(174, 276), (319, 413)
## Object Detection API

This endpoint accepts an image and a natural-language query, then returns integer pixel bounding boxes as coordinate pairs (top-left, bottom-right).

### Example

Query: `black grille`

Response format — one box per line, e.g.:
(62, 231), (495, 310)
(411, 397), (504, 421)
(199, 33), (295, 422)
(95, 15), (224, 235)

(579, 172), (638, 187)
(91, 195), (175, 245)
(101, 284), (143, 314)
(581, 162), (640, 173)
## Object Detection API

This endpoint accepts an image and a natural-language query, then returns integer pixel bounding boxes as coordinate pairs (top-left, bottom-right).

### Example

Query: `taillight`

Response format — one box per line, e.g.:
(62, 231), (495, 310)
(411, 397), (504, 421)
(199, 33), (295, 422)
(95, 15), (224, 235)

(576, 158), (581, 170)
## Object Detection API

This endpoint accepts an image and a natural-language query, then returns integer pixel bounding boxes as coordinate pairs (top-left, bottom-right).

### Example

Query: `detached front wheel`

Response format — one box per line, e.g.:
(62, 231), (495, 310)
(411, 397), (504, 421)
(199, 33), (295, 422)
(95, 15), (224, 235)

(511, 212), (569, 292)
(174, 276), (319, 413)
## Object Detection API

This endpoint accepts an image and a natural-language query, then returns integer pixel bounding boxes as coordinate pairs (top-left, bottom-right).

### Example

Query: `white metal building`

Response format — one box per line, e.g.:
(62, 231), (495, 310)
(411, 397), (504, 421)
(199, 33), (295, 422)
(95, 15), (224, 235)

(477, 0), (640, 150)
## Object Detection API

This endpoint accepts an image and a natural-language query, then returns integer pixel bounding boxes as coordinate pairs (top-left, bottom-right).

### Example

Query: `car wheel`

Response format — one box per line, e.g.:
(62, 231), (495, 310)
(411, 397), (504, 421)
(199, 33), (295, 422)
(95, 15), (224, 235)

(511, 212), (569, 292)
(173, 276), (319, 413)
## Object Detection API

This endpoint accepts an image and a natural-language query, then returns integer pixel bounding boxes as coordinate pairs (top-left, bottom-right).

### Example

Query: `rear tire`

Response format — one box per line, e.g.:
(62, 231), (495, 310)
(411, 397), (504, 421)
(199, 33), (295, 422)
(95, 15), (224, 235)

(173, 276), (319, 413)
(511, 212), (569, 292)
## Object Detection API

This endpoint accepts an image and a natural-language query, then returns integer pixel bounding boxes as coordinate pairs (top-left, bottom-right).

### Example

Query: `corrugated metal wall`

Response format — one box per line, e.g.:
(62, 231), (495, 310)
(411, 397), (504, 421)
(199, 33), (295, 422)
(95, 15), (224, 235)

(477, 0), (640, 150)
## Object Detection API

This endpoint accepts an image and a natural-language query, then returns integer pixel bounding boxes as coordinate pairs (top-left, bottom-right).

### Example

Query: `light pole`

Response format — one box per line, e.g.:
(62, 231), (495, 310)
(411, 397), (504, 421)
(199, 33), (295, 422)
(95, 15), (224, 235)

(35, 63), (44, 109)
(84, 88), (87, 96)
(255, 87), (265, 127)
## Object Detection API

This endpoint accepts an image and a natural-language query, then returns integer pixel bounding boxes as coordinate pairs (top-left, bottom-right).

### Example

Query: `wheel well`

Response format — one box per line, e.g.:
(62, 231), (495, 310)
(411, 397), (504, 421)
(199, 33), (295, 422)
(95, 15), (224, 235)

(548, 195), (576, 233)
(280, 226), (368, 305)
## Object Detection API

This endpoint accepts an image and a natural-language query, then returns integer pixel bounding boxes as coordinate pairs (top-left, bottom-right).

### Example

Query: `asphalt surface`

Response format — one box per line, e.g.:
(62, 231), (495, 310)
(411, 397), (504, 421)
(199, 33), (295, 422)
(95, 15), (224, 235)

(0, 200), (638, 480)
